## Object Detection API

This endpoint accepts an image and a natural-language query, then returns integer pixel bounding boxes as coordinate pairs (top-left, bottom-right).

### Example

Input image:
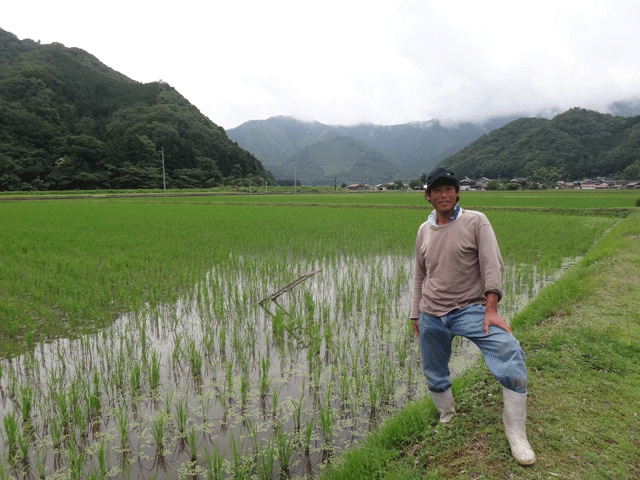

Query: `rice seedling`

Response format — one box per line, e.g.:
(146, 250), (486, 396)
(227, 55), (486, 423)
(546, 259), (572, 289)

(19, 384), (33, 427)
(187, 339), (203, 381)
(187, 425), (198, 461)
(92, 438), (109, 480)
(49, 416), (64, 451)
(149, 349), (162, 391)
(3, 412), (19, 461)
(272, 308), (287, 343)
(66, 434), (85, 480)
(271, 385), (282, 421)
(218, 327), (227, 359)
(368, 373), (379, 423)
(115, 406), (130, 453)
(240, 374), (250, 411)
(34, 445), (48, 480)
(259, 354), (272, 400)
(275, 418), (295, 477)
(303, 415), (315, 457)
(216, 389), (229, 427)
(291, 396), (304, 434)
(394, 335), (408, 368)
(319, 398), (335, 450)
(229, 432), (251, 479)
(255, 436), (276, 480)
(151, 413), (165, 454)
(17, 430), (30, 466)
(88, 369), (101, 422)
(173, 398), (188, 439)
(129, 364), (141, 396)
(202, 444), (224, 480)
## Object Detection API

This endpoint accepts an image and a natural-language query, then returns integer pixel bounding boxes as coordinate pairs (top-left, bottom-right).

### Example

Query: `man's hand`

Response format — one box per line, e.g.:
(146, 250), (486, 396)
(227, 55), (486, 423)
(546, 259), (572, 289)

(484, 292), (512, 335)
(484, 311), (512, 335)
(412, 318), (420, 336)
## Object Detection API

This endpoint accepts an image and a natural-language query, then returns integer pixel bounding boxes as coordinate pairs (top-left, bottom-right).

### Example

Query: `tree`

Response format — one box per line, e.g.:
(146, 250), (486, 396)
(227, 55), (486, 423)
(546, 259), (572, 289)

(277, 179), (302, 186)
(529, 165), (565, 188)
(622, 161), (640, 180)
(230, 164), (243, 178)
(486, 179), (501, 190)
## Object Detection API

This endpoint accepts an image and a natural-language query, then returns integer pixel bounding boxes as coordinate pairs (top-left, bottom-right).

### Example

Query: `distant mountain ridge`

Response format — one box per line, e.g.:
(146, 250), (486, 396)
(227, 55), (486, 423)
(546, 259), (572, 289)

(227, 115), (523, 185)
(228, 101), (640, 185)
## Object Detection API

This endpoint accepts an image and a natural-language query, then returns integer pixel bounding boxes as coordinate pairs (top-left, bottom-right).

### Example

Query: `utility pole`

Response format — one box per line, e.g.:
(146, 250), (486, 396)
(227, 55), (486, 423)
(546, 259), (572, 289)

(161, 146), (167, 197)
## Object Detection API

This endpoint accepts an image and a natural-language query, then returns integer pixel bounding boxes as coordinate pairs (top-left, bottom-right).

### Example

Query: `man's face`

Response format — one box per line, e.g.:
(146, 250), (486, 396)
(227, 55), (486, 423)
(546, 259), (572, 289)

(425, 184), (458, 212)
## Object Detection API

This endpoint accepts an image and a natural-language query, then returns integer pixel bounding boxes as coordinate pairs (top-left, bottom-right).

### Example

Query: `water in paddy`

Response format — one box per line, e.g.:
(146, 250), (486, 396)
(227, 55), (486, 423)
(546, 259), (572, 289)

(0, 254), (571, 479)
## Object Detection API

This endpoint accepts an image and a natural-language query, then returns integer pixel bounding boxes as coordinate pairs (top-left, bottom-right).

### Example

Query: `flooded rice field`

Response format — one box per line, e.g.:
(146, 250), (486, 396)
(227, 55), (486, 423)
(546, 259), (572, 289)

(0, 253), (572, 479)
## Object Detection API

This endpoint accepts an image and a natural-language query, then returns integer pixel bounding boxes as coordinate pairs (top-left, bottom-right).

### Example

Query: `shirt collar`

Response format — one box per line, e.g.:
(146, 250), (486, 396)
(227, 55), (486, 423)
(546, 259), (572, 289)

(427, 203), (461, 226)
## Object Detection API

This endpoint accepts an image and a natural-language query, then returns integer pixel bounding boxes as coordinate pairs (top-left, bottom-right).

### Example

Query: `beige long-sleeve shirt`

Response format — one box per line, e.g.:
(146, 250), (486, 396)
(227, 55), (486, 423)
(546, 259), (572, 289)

(410, 208), (504, 318)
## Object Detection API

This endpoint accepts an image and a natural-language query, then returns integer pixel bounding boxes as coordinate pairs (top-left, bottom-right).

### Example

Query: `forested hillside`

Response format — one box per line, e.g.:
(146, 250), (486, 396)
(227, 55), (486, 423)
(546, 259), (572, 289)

(442, 108), (640, 183)
(0, 29), (273, 191)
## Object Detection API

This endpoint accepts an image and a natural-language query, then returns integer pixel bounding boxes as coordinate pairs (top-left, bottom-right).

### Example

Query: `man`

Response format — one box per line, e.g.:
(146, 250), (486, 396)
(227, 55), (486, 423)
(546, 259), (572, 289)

(411, 167), (535, 466)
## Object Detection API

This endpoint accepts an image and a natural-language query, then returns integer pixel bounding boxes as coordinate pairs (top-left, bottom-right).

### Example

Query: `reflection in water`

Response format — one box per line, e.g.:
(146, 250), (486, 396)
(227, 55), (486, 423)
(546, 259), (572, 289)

(0, 254), (571, 478)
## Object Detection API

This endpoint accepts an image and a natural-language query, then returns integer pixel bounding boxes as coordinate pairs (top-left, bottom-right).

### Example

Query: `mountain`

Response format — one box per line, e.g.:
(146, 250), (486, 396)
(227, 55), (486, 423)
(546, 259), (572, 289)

(0, 28), (273, 191)
(227, 115), (520, 184)
(269, 136), (400, 186)
(441, 107), (640, 182)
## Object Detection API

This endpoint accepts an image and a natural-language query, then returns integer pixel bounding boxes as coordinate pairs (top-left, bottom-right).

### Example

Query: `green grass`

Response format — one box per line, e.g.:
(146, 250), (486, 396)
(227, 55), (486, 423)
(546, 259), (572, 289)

(111, 188), (639, 209)
(319, 211), (640, 480)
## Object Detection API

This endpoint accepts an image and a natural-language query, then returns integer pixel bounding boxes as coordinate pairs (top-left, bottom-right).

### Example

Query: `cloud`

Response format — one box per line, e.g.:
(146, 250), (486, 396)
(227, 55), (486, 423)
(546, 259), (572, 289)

(3, 0), (640, 128)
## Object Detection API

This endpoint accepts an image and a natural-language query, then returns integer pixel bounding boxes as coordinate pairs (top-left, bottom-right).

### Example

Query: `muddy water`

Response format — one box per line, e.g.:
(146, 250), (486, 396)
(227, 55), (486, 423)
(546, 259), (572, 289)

(0, 254), (573, 479)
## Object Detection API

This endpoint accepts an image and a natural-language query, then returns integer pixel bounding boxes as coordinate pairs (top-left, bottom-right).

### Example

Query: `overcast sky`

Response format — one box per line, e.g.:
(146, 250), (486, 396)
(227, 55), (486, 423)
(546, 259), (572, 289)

(4, 0), (640, 130)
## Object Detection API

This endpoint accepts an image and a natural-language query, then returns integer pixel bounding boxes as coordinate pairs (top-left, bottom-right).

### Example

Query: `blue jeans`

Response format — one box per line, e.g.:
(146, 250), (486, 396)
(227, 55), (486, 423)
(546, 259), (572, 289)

(419, 304), (528, 394)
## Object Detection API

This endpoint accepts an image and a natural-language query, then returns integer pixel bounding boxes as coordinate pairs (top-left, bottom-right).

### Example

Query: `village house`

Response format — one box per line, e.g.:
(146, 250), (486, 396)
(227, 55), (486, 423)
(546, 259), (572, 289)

(475, 177), (491, 189)
(459, 176), (476, 191)
(509, 178), (529, 189)
(346, 183), (374, 191)
(580, 182), (609, 189)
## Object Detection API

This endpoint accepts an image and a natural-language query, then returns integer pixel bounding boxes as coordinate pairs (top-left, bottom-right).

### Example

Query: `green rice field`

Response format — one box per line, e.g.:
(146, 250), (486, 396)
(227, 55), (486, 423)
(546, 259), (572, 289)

(0, 189), (636, 479)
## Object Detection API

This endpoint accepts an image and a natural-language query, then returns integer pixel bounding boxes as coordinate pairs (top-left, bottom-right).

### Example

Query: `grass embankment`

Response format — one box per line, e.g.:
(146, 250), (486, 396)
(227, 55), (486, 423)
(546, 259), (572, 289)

(320, 211), (640, 480)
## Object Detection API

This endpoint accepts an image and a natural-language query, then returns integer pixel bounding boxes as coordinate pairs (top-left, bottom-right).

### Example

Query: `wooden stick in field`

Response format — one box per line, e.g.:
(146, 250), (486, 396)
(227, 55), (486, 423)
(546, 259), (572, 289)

(259, 270), (322, 305)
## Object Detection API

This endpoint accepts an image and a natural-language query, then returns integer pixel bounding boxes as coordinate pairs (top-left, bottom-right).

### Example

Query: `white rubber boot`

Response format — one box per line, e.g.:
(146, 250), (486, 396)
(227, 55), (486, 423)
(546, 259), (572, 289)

(429, 388), (455, 423)
(502, 387), (536, 465)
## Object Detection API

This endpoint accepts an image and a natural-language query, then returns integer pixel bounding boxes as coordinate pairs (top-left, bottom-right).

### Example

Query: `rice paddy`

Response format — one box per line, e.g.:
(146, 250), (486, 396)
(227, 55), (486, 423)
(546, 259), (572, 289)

(0, 191), (628, 479)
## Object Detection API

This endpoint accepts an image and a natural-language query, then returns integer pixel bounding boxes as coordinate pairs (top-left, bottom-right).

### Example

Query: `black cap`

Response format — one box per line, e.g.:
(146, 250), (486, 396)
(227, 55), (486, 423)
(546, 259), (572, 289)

(427, 167), (459, 190)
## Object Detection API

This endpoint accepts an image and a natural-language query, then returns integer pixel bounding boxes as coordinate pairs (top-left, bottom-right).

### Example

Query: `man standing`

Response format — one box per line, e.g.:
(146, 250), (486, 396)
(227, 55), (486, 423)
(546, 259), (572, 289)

(411, 167), (535, 465)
